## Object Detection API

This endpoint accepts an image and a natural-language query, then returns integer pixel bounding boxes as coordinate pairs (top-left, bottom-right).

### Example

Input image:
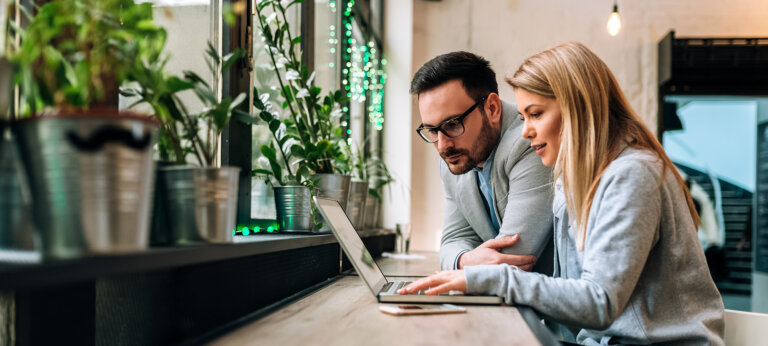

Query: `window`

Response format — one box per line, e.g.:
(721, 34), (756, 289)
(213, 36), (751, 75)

(248, 0), (386, 226)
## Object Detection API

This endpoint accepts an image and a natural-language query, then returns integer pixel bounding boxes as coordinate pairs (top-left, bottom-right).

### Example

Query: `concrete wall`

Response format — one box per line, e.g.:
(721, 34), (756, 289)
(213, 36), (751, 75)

(395, 0), (768, 251)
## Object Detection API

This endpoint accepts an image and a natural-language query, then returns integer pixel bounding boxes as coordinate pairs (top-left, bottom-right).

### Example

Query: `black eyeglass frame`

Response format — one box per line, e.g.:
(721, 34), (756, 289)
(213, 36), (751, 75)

(415, 96), (488, 143)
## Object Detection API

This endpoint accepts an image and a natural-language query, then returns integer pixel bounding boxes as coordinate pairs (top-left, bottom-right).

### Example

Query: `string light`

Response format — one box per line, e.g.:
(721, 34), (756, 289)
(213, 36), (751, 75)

(328, 0), (337, 68)
(338, 1), (387, 134)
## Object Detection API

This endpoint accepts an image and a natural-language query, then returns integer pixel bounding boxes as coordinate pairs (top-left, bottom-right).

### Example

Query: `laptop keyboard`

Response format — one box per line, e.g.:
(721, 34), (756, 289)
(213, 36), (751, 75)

(382, 281), (424, 295)
(381, 281), (461, 296)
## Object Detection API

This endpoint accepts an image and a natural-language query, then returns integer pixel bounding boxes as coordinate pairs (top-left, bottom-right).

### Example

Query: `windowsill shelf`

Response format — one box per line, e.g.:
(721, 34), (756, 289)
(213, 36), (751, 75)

(0, 228), (395, 290)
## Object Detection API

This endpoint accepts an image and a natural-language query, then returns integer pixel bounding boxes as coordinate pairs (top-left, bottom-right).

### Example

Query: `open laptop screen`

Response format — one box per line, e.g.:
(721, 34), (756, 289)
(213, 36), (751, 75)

(314, 197), (388, 295)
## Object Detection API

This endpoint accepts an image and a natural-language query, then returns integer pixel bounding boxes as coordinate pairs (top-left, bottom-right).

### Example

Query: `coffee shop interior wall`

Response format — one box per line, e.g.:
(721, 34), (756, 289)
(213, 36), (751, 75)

(380, 0), (768, 253)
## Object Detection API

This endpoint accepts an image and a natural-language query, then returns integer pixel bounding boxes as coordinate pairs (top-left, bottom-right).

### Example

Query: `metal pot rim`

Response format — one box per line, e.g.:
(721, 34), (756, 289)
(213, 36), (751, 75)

(159, 165), (241, 172)
(311, 173), (352, 177)
(12, 107), (159, 125)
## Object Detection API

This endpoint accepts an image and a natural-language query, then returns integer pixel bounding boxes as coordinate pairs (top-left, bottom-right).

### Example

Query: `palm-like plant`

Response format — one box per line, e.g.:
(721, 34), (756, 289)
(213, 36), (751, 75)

(121, 43), (248, 166)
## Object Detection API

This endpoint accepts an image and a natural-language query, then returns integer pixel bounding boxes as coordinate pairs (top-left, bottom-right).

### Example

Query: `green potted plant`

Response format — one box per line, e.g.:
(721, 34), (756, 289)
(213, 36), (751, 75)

(249, 105), (314, 231)
(252, 0), (351, 231)
(122, 42), (248, 244)
(8, 0), (165, 259)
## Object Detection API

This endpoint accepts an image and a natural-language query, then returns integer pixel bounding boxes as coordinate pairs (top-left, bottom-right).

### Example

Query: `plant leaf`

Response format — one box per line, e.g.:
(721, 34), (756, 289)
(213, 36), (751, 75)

(291, 144), (305, 158)
(251, 169), (273, 177)
(167, 76), (195, 93)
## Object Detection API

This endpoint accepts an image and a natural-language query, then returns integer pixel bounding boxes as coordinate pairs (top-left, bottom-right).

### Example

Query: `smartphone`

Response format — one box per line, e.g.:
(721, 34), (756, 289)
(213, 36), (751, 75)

(378, 304), (467, 316)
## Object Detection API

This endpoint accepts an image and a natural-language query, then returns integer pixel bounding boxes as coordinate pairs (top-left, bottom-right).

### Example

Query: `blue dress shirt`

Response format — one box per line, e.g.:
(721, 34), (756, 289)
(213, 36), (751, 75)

(474, 148), (500, 234)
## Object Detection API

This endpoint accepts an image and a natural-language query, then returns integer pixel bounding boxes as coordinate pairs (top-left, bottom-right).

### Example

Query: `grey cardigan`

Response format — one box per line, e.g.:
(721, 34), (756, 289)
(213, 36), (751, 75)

(465, 148), (725, 345)
(439, 101), (554, 271)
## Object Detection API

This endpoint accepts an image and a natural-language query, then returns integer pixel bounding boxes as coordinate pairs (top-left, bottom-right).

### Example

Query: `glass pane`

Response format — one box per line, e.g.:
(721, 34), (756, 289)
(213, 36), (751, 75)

(663, 96), (758, 312)
(314, 0), (341, 94)
(0, 0), (8, 57)
(119, 0), (214, 116)
(345, 17), (366, 161)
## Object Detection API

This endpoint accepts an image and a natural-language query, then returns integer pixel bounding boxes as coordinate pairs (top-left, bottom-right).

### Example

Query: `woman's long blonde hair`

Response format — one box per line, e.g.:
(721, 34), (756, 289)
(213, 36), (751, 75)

(507, 42), (699, 250)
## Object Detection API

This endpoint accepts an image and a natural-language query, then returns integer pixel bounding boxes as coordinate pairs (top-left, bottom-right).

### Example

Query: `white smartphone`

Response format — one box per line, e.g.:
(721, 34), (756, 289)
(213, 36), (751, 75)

(378, 304), (467, 316)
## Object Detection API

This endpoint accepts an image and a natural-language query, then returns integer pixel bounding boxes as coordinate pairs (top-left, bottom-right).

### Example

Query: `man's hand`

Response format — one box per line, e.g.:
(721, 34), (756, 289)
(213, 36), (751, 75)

(458, 234), (537, 271)
(398, 270), (466, 296)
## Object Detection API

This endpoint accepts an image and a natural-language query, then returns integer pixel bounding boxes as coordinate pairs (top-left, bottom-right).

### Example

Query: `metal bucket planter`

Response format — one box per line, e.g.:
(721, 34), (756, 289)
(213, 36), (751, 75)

(0, 127), (35, 250)
(312, 174), (351, 232)
(312, 174), (352, 210)
(13, 112), (157, 259)
(157, 166), (240, 244)
(193, 166), (240, 243)
(364, 192), (381, 229)
(157, 166), (199, 244)
(274, 186), (312, 232)
(345, 180), (368, 229)
(149, 161), (175, 246)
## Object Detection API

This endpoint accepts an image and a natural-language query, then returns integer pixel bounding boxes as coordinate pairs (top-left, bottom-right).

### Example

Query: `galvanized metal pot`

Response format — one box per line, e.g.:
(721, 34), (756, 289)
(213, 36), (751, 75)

(149, 161), (175, 246)
(312, 174), (351, 232)
(13, 111), (157, 259)
(312, 174), (351, 210)
(157, 166), (240, 244)
(193, 166), (240, 243)
(157, 166), (199, 245)
(364, 192), (381, 229)
(345, 180), (368, 229)
(274, 185), (312, 232)
(0, 127), (35, 250)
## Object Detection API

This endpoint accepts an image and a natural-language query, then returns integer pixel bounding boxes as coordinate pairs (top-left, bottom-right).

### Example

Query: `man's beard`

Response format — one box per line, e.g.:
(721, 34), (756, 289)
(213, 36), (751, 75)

(440, 114), (498, 175)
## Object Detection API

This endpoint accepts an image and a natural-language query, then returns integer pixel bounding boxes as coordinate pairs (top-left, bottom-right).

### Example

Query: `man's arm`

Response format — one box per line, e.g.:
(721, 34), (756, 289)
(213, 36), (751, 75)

(496, 141), (554, 259)
(439, 163), (483, 270)
(439, 162), (538, 271)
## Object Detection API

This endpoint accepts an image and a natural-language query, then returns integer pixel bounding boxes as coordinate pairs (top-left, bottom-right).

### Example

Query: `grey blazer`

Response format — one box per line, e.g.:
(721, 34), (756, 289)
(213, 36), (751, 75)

(439, 100), (554, 271)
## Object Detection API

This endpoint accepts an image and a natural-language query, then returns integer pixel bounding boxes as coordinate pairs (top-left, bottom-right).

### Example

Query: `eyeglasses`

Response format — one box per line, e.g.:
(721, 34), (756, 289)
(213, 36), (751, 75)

(416, 96), (487, 143)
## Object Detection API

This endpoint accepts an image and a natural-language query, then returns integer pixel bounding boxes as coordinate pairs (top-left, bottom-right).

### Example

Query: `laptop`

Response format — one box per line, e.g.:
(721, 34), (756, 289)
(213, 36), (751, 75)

(314, 196), (503, 305)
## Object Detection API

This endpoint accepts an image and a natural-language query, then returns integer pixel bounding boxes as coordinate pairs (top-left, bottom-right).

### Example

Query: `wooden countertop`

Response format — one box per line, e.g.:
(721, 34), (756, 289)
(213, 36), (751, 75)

(209, 252), (552, 346)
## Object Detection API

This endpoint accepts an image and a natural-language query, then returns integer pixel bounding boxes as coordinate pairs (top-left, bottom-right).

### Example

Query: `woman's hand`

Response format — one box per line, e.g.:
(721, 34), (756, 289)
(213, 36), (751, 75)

(397, 270), (466, 295)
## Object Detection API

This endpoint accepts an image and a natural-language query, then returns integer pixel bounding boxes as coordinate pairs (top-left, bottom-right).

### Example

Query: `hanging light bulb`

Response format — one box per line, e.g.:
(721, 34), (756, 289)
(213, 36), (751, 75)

(607, 1), (621, 36)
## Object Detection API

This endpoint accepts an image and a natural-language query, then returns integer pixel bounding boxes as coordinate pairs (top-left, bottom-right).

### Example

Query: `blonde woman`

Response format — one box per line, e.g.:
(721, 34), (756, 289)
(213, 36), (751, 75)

(399, 42), (724, 345)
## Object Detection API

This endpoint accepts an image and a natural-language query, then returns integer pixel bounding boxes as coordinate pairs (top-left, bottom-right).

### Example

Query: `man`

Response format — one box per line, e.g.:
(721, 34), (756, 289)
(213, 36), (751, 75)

(410, 51), (553, 272)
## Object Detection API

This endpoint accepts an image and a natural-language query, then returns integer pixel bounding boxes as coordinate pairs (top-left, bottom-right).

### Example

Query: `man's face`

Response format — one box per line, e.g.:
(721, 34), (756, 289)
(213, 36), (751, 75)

(418, 80), (500, 175)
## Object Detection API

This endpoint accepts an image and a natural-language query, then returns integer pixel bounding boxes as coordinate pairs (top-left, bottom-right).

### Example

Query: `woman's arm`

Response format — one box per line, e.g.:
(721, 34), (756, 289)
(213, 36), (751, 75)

(405, 159), (665, 330)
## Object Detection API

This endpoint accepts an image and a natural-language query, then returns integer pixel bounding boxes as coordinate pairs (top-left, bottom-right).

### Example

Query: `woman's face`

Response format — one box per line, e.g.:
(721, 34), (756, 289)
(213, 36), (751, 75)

(516, 89), (562, 167)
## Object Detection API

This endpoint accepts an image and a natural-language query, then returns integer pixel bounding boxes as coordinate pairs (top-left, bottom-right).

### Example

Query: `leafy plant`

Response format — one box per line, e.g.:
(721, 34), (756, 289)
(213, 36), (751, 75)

(122, 43), (248, 166)
(9, 0), (166, 115)
(249, 0), (348, 186)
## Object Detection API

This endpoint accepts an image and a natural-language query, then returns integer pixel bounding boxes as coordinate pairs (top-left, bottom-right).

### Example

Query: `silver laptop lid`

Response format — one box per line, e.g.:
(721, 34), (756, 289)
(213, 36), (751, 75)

(314, 197), (388, 296)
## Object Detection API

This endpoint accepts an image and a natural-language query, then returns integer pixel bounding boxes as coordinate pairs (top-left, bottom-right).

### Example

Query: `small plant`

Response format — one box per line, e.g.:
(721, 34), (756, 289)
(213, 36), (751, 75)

(122, 43), (248, 166)
(9, 0), (166, 115)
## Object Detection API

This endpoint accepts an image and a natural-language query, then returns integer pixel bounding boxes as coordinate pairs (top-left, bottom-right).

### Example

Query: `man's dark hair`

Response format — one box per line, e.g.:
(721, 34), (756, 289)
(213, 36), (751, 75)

(409, 51), (498, 102)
